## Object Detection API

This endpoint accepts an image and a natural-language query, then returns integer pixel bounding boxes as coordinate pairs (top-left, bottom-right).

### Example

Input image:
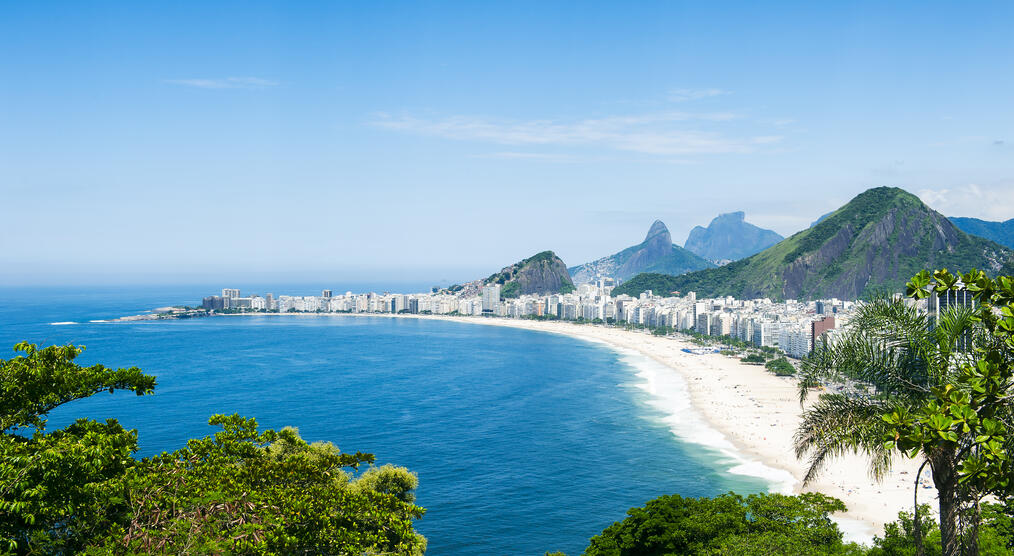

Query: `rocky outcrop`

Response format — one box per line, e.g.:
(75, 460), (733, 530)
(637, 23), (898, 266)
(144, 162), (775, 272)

(486, 251), (575, 298)
(684, 211), (783, 263)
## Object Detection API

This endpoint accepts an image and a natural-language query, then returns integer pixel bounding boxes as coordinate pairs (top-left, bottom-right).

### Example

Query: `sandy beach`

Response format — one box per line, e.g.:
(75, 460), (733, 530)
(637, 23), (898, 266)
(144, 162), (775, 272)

(225, 312), (935, 543)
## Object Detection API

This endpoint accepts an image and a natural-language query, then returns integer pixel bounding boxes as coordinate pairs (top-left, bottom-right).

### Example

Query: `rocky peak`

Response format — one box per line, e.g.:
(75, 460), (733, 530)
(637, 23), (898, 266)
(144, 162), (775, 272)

(644, 220), (671, 244)
(714, 211), (746, 223)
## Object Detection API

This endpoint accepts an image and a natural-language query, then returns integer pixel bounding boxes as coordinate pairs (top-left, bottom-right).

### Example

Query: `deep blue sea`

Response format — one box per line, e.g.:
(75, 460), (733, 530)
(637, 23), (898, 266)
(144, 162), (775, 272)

(0, 285), (769, 555)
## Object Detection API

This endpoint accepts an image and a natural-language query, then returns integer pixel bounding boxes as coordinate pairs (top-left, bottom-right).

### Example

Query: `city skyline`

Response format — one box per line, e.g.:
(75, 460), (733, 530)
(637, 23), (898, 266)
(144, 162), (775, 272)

(2, 1), (1013, 285)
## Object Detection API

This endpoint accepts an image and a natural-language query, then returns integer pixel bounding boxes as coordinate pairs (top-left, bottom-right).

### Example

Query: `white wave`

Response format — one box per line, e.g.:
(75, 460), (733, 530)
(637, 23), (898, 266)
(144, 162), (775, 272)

(613, 347), (797, 494)
(830, 515), (875, 545)
(49, 321), (77, 325)
(89, 319), (108, 323)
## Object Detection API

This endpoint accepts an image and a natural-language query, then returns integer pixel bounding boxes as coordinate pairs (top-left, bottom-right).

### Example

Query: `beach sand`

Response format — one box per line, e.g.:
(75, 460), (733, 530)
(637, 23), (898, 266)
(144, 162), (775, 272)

(228, 312), (936, 543)
(422, 316), (935, 543)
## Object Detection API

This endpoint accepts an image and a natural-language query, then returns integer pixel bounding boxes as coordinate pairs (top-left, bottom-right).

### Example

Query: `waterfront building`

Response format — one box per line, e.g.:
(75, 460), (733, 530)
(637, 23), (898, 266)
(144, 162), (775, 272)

(811, 316), (836, 352)
(481, 285), (501, 315)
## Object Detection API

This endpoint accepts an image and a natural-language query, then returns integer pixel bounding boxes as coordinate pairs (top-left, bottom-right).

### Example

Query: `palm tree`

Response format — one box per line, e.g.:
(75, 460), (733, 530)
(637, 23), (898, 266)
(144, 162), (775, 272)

(794, 296), (981, 556)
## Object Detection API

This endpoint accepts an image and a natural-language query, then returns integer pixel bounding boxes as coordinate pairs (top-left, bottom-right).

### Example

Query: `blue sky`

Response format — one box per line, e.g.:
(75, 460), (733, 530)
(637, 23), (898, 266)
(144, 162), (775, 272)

(2, 1), (1012, 285)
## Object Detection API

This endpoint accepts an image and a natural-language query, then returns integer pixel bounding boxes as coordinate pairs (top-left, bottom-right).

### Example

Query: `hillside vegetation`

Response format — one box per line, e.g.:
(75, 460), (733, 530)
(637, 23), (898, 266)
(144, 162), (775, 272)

(486, 250), (575, 298)
(612, 187), (1014, 300)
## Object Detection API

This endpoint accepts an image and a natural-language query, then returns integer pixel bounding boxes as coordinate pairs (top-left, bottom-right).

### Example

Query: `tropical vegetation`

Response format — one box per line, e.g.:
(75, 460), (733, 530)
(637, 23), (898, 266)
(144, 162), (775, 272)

(0, 342), (424, 554)
(795, 268), (1014, 555)
(611, 188), (1014, 301)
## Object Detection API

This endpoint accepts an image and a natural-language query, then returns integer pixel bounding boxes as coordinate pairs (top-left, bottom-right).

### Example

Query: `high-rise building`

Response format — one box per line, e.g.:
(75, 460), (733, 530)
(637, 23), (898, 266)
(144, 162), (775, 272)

(928, 287), (976, 350)
(322, 289), (332, 298)
(202, 296), (225, 310)
(481, 285), (501, 314)
(222, 288), (241, 299)
(811, 316), (836, 352)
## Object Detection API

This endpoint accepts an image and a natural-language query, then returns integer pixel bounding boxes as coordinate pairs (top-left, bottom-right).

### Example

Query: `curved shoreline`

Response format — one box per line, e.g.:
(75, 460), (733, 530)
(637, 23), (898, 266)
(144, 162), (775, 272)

(122, 311), (932, 542)
(406, 315), (930, 544)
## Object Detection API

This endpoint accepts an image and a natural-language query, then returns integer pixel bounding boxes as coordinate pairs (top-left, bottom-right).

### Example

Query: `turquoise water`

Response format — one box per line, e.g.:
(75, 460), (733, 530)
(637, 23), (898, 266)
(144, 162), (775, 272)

(0, 286), (768, 554)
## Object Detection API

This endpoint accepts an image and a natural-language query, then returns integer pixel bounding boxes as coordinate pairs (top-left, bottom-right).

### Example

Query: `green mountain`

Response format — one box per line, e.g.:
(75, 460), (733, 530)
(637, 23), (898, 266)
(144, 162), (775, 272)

(569, 220), (714, 284)
(485, 250), (575, 298)
(612, 187), (1014, 301)
(949, 216), (1014, 249)
(683, 211), (783, 262)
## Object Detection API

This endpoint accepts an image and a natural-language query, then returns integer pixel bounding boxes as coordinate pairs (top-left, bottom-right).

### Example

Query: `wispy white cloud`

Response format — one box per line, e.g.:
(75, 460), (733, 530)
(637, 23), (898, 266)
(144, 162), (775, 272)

(667, 88), (729, 102)
(918, 183), (1014, 220)
(370, 111), (781, 156)
(165, 77), (278, 89)
(473, 151), (580, 162)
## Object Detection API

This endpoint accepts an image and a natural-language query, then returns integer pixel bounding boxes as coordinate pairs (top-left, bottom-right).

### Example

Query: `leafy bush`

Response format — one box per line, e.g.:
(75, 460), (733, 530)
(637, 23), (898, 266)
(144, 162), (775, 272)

(765, 357), (795, 376)
(583, 492), (855, 556)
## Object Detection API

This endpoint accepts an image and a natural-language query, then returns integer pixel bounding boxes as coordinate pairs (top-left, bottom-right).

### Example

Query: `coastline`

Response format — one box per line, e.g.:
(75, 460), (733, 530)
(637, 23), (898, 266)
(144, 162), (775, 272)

(407, 315), (930, 543)
(152, 312), (934, 541)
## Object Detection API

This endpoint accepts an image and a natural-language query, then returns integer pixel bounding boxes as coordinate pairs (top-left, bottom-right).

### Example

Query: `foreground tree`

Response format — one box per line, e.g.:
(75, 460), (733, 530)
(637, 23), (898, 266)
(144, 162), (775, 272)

(0, 342), (155, 553)
(795, 269), (1014, 556)
(92, 415), (425, 554)
(0, 343), (425, 554)
(583, 491), (859, 556)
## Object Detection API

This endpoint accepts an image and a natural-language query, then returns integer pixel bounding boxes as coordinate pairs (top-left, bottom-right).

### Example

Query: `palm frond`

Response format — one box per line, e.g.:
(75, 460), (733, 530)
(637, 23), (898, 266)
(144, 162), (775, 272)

(794, 393), (894, 485)
(800, 298), (937, 403)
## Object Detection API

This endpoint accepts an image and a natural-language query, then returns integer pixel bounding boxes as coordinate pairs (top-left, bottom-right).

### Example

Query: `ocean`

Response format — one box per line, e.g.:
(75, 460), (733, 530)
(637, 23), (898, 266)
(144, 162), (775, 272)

(0, 285), (770, 555)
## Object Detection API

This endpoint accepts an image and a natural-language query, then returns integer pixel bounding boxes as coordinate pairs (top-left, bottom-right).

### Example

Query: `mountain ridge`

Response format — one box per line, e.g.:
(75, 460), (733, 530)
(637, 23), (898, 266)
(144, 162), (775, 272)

(612, 187), (1014, 301)
(683, 211), (783, 262)
(949, 216), (1014, 250)
(569, 221), (714, 284)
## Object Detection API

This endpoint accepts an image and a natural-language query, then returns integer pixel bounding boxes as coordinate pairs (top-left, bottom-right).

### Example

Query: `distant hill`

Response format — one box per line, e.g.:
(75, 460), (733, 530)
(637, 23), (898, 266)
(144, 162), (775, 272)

(485, 251), (575, 298)
(810, 212), (833, 228)
(569, 221), (714, 284)
(611, 187), (1014, 301)
(683, 211), (783, 262)
(949, 217), (1014, 249)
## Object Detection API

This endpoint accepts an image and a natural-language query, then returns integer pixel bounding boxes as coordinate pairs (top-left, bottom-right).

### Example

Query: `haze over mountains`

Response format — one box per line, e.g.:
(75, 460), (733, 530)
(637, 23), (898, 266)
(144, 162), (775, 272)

(683, 212), (783, 263)
(568, 221), (713, 284)
(612, 187), (1014, 301)
(949, 217), (1014, 250)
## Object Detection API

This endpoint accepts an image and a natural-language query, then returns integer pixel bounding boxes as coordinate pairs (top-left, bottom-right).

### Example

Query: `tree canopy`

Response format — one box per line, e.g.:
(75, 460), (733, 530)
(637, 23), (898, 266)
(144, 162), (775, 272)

(0, 342), (425, 554)
(583, 491), (858, 556)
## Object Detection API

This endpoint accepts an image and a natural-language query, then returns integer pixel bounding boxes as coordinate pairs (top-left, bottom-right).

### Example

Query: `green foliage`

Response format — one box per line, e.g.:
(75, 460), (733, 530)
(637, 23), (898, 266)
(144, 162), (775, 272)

(612, 188), (1014, 301)
(0, 343), (425, 555)
(868, 503), (1014, 556)
(867, 504), (943, 556)
(782, 187), (918, 264)
(765, 357), (795, 376)
(485, 250), (576, 297)
(741, 354), (766, 365)
(94, 416), (426, 555)
(895, 269), (1014, 497)
(0, 343), (156, 553)
(500, 281), (521, 299)
(583, 492), (851, 556)
(610, 272), (693, 298)
(797, 267), (1014, 555)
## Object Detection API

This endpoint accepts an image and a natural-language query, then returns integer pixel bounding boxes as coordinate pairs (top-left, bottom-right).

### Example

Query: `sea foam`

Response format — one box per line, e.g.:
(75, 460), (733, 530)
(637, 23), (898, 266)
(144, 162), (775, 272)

(612, 346), (797, 494)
